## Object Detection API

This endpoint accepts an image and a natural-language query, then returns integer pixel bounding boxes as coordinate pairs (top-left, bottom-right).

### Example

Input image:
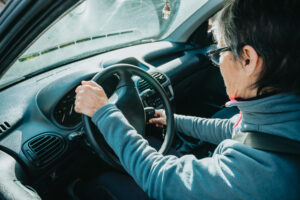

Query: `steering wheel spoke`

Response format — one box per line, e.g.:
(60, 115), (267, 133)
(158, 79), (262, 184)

(83, 64), (174, 171)
(116, 69), (134, 88)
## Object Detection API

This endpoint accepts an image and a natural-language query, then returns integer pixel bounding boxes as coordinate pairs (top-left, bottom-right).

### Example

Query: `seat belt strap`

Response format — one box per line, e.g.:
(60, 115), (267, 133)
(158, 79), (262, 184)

(232, 131), (300, 155)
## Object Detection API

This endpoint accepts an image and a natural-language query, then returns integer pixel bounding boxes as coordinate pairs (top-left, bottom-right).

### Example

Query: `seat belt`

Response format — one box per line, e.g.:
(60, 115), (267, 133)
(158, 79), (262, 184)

(232, 131), (300, 155)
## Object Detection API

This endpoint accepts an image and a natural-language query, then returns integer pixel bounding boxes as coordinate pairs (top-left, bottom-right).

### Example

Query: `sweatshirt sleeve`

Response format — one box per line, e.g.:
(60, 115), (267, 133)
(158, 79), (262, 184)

(174, 114), (235, 144)
(91, 104), (242, 200)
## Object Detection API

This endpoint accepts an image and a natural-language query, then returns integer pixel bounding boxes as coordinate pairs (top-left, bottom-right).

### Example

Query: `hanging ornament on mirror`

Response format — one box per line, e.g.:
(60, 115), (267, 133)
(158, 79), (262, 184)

(162, 0), (171, 20)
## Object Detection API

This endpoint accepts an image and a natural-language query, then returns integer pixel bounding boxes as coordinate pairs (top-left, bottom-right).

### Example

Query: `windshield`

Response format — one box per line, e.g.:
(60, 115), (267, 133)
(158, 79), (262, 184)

(0, 0), (208, 88)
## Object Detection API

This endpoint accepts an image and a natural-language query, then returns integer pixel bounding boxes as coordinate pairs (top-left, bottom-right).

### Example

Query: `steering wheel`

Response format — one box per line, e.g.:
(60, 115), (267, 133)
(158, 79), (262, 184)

(83, 64), (174, 170)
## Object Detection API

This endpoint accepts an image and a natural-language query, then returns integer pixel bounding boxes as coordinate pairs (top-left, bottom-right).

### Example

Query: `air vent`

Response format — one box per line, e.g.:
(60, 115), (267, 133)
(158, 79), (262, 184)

(152, 72), (167, 83)
(23, 134), (65, 168)
(138, 72), (168, 92)
(0, 121), (11, 134)
(138, 79), (151, 92)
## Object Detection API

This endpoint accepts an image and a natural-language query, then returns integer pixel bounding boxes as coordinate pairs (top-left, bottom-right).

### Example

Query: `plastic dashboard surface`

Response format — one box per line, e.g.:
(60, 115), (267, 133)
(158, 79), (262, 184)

(0, 41), (183, 179)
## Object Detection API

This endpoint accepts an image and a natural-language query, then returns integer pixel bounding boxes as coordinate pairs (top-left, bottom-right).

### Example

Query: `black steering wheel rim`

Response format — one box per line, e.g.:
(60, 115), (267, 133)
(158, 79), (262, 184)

(83, 64), (174, 170)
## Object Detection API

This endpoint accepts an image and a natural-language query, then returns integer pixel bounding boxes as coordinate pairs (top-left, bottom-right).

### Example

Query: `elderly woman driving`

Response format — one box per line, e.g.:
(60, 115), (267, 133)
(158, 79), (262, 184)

(74, 0), (300, 199)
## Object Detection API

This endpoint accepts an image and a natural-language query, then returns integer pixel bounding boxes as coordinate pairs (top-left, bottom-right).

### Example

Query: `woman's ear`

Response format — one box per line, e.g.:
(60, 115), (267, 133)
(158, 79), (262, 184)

(241, 45), (263, 76)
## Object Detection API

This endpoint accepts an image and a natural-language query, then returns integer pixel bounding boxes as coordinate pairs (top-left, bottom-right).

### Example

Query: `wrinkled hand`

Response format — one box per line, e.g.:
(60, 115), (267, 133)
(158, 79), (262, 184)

(74, 80), (108, 117)
(148, 109), (167, 128)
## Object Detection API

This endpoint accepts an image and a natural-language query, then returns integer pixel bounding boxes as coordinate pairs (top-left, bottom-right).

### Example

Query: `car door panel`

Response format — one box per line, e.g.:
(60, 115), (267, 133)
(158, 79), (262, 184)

(0, 150), (41, 200)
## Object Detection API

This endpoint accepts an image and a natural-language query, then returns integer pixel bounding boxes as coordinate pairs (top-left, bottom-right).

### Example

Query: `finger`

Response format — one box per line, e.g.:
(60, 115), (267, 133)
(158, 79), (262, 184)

(76, 87), (87, 94)
(81, 85), (93, 90)
(154, 110), (162, 117)
(75, 95), (81, 100)
(77, 85), (94, 95)
(75, 100), (80, 108)
(82, 84), (103, 94)
(75, 85), (83, 93)
(149, 118), (163, 124)
(148, 119), (156, 124)
(148, 118), (156, 123)
(82, 80), (101, 88)
(74, 102), (80, 113)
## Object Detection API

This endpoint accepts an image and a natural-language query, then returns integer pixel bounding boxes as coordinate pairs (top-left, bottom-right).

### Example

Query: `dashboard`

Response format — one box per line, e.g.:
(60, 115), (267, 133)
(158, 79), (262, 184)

(49, 70), (173, 129)
(16, 69), (172, 172)
(0, 41), (214, 199)
(0, 47), (175, 177)
(49, 69), (173, 130)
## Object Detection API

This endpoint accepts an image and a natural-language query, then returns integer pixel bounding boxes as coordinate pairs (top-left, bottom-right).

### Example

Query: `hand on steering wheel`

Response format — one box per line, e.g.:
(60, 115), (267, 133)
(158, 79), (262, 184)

(148, 109), (167, 128)
(75, 64), (174, 171)
(74, 81), (108, 117)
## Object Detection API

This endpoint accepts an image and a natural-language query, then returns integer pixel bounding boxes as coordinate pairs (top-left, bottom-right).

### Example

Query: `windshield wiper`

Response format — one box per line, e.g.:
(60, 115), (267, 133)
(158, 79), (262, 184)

(0, 31), (155, 91)
(18, 29), (135, 62)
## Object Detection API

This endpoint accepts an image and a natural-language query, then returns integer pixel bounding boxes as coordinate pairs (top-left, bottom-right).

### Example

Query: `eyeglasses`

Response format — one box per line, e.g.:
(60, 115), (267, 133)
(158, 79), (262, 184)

(206, 46), (231, 66)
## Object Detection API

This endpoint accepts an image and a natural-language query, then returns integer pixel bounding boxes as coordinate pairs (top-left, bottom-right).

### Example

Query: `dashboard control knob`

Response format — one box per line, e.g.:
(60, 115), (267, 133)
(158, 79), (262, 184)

(68, 130), (84, 142)
(144, 107), (155, 122)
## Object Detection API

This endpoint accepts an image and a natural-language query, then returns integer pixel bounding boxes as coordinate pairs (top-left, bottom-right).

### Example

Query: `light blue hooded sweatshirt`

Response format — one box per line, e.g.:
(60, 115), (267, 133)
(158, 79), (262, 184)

(92, 93), (300, 200)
